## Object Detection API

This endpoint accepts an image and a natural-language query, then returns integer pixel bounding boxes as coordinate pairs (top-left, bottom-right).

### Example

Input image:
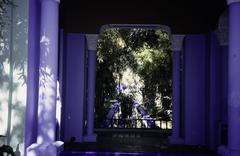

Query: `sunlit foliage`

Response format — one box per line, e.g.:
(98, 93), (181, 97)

(95, 28), (172, 126)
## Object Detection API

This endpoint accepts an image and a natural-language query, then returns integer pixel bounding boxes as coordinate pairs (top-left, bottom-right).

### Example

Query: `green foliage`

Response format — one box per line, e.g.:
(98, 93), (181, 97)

(0, 0), (14, 39)
(95, 28), (172, 126)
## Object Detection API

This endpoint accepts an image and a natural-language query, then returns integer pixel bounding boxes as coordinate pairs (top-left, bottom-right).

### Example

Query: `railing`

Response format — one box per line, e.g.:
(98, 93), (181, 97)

(99, 119), (172, 129)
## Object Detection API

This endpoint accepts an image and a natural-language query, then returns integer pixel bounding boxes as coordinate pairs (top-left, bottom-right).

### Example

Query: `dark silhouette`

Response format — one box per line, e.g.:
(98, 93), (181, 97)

(0, 145), (15, 156)
(0, 135), (15, 156)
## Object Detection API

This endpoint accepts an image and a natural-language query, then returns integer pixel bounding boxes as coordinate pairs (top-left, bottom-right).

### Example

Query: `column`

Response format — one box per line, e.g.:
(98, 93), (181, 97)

(37, 0), (59, 145)
(183, 35), (207, 145)
(84, 34), (99, 142)
(25, 0), (40, 153)
(227, 0), (240, 155)
(26, 0), (63, 155)
(63, 33), (86, 142)
(169, 35), (185, 144)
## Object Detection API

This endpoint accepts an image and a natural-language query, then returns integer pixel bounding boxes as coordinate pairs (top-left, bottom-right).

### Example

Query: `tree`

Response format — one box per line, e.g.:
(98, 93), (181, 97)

(95, 28), (172, 127)
(134, 30), (172, 114)
(0, 0), (14, 39)
(95, 28), (138, 124)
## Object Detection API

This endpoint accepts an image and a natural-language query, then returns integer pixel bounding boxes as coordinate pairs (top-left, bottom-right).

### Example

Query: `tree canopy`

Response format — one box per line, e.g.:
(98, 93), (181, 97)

(0, 0), (14, 39)
(95, 28), (172, 127)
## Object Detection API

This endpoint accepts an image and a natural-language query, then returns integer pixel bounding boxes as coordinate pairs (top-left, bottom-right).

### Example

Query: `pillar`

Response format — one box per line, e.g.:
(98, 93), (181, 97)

(218, 1), (240, 155)
(25, 0), (40, 153)
(169, 35), (185, 144)
(228, 0), (240, 155)
(184, 35), (207, 145)
(63, 34), (86, 142)
(84, 34), (99, 142)
(26, 0), (63, 155)
(37, 0), (59, 145)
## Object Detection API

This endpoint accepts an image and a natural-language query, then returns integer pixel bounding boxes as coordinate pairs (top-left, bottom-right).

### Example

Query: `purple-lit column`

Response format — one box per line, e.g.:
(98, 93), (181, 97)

(37, 0), (59, 144)
(26, 0), (63, 155)
(227, 0), (240, 155)
(25, 0), (40, 153)
(169, 35), (185, 144)
(84, 34), (99, 142)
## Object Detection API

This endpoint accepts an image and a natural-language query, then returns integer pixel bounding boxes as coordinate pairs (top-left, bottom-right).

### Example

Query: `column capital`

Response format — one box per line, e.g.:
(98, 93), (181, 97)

(171, 35), (185, 51)
(86, 34), (99, 51)
(41, 0), (60, 3)
(227, 0), (240, 5)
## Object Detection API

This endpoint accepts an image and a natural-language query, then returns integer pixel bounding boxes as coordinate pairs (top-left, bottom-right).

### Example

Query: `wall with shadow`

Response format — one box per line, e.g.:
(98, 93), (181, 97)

(62, 33), (86, 142)
(183, 35), (208, 145)
(0, 0), (28, 155)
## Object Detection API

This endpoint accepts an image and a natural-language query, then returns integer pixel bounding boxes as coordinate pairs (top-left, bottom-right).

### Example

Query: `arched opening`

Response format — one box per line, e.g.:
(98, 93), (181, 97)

(94, 25), (172, 143)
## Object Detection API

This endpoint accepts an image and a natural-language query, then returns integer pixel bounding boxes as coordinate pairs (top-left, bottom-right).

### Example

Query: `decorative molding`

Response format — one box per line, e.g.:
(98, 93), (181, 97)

(216, 10), (228, 46)
(171, 35), (185, 51)
(227, 0), (240, 5)
(86, 34), (99, 51)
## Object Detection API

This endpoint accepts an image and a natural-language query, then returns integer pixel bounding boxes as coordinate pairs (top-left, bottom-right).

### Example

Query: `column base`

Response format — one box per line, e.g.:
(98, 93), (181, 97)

(218, 145), (240, 156)
(83, 134), (97, 142)
(26, 141), (64, 156)
(168, 136), (184, 144)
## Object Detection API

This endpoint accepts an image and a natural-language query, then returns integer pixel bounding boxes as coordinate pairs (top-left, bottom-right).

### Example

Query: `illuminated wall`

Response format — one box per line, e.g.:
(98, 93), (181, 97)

(0, 0), (28, 155)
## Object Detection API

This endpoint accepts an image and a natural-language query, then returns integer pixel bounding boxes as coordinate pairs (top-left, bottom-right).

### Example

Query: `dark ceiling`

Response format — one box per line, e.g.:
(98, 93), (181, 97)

(60, 0), (227, 34)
